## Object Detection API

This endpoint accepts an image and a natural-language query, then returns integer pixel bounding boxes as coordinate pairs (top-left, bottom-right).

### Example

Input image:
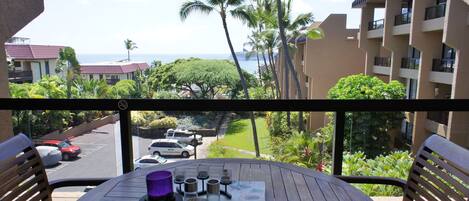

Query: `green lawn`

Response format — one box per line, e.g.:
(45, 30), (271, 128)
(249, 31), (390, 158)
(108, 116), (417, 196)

(216, 118), (271, 155)
(207, 141), (256, 159)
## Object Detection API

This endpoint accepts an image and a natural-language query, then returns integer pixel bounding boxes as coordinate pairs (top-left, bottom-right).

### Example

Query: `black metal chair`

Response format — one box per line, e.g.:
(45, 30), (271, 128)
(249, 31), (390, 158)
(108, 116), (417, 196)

(336, 135), (469, 201)
(0, 134), (109, 201)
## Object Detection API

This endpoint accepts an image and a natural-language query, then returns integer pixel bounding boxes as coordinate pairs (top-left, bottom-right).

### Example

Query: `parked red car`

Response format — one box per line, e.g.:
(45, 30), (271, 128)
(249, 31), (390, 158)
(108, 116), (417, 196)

(36, 140), (81, 160)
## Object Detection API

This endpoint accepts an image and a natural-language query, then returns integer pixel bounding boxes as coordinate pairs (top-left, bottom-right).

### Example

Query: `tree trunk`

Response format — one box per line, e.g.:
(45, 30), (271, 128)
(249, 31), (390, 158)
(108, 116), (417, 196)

(221, 14), (260, 157)
(276, 0), (304, 131)
(127, 50), (130, 61)
(267, 49), (281, 99)
(255, 48), (262, 82)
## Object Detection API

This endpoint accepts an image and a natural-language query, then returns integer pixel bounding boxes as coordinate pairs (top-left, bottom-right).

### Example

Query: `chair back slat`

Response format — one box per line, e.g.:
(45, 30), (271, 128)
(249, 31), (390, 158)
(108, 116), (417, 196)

(404, 135), (469, 201)
(0, 134), (52, 201)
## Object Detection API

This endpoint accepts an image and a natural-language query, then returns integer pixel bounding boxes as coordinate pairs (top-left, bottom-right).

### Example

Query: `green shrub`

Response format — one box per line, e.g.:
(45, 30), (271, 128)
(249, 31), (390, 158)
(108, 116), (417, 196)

(131, 111), (162, 126)
(149, 117), (177, 129)
(342, 151), (413, 196)
(265, 112), (309, 137)
(271, 131), (331, 169)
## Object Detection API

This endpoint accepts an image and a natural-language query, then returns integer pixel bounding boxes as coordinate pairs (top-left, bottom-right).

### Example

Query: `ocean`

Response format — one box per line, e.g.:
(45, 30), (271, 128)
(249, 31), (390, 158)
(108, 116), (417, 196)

(77, 54), (260, 74)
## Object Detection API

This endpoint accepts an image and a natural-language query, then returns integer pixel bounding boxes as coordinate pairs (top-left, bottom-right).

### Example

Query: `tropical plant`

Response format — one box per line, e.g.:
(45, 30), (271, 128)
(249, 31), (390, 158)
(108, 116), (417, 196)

(271, 131), (331, 169)
(124, 39), (138, 61)
(149, 117), (178, 129)
(57, 47), (80, 99)
(109, 80), (139, 99)
(180, 0), (260, 157)
(340, 151), (413, 196)
(328, 74), (406, 157)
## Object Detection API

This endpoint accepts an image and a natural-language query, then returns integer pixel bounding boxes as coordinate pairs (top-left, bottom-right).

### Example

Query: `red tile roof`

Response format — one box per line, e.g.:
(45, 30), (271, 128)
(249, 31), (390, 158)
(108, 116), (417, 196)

(80, 62), (150, 74)
(5, 44), (65, 60)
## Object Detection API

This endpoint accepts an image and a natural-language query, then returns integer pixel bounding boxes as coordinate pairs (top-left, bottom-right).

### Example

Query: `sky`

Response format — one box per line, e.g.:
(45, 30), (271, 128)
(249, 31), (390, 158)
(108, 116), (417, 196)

(14, 0), (361, 55)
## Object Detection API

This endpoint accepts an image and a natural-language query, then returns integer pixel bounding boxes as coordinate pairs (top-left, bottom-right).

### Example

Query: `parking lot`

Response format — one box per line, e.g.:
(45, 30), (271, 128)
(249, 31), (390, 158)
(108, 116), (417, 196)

(46, 121), (216, 192)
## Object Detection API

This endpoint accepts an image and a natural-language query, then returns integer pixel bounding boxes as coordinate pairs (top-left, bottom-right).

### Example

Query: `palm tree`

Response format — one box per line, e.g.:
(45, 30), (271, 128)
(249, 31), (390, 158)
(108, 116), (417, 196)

(275, 0), (315, 131)
(124, 39), (138, 61)
(236, 0), (281, 98)
(57, 47), (80, 99)
(180, 0), (260, 157)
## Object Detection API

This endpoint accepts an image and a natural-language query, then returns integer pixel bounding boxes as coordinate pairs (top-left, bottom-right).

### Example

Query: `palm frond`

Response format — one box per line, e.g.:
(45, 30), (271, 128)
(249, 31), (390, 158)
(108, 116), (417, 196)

(230, 5), (257, 28)
(180, 0), (215, 21)
(227, 0), (244, 6)
(306, 27), (324, 40)
(289, 13), (313, 30)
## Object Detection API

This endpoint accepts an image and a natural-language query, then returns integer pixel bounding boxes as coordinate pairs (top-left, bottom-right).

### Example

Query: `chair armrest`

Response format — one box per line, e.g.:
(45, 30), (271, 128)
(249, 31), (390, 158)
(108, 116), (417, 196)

(49, 178), (110, 191)
(334, 175), (407, 190)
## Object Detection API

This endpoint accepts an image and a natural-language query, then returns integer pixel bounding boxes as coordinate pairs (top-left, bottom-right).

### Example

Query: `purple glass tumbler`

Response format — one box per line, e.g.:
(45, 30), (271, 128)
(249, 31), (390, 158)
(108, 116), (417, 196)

(146, 171), (174, 201)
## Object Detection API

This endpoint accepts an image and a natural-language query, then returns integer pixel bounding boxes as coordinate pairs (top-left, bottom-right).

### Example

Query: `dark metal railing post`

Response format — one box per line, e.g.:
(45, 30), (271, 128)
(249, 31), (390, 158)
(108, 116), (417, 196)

(118, 100), (133, 173)
(332, 111), (345, 176)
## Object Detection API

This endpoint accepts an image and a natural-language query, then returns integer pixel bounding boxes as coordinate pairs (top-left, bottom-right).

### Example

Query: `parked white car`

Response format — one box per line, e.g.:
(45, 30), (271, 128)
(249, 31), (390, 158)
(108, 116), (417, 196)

(36, 146), (62, 167)
(148, 139), (194, 158)
(134, 155), (172, 170)
(165, 129), (203, 145)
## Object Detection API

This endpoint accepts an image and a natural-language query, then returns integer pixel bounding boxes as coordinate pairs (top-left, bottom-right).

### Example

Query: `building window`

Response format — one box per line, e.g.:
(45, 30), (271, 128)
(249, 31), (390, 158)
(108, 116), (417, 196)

(89, 74), (93, 80)
(45, 61), (50, 75)
(403, 121), (413, 145)
(408, 79), (418, 100)
(99, 74), (103, 79)
(14, 61), (21, 67)
(401, 0), (412, 14)
(441, 44), (455, 60)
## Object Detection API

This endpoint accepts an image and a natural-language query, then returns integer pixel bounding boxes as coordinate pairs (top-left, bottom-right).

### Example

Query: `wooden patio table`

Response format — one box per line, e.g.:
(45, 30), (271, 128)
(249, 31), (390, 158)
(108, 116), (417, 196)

(79, 158), (372, 201)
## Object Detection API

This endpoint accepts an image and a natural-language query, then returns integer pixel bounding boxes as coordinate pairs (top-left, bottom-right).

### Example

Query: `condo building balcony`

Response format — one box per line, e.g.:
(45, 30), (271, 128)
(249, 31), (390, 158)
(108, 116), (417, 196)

(368, 19), (384, 30)
(427, 111), (449, 125)
(374, 57), (391, 67)
(401, 58), (420, 70)
(8, 70), (33, 83)
(395, 12), (412, 26)
(432, 58), (455, 73)
(425, 4), (446, 20)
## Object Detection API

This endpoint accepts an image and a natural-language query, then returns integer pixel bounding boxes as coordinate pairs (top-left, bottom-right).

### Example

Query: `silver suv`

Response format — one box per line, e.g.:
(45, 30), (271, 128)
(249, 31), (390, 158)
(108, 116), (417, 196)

(165, 129), (203, 146)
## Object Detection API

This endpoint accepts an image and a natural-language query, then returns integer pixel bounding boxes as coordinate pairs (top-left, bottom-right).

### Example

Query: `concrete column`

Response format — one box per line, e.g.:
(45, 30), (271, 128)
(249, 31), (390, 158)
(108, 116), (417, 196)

(0, 0), (44, 142)
(0, 43), (13, 142)
(409, 0), (445, 152)
(359, 6), (379, 75)
(383, 0), (408, 82)
(444, 0), (469, 148)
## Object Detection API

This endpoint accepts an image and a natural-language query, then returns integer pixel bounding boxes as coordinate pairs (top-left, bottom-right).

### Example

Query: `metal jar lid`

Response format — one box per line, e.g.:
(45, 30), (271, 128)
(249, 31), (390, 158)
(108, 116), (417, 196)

(184, 178), (198, 193)
(207, 179), (220, 194)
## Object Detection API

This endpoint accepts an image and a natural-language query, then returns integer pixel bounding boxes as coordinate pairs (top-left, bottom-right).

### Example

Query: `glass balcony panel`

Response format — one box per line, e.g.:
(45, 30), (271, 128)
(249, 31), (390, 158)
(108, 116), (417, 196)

(401, 58), (420, 70)
(374, 57), (391, 67)
(425, 4), (446, 20)
(395, 12), (412, 26)
(432, 58), (455, 72)
(368, 19), (385, 30)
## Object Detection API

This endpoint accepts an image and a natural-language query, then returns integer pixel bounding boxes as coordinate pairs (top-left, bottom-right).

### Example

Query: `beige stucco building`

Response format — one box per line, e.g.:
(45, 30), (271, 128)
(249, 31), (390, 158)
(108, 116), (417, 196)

(277, 14), (365, 131)
(352, 0), (469, 151)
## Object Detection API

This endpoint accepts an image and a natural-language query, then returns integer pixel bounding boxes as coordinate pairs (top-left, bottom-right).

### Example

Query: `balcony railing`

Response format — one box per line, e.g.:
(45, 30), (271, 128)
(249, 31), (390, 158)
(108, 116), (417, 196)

(374, 57), (391, 67)
(432, 58), (455, 73)
(425, 4), (446, 20)
(395, 12), (412, 25)
(2, 99), (468, 174)
(368, 19), (384, 30)
(401, 58), (420, 70)
(352, 0), (367, 8)
(427, 111), (449, 125)
(8, 71), (33, 82)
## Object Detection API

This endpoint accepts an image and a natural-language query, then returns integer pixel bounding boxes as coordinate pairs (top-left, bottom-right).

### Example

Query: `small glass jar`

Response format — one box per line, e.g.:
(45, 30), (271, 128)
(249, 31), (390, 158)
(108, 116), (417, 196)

(220, 169), (232, 185)
(183, 177), (198, 201)
(207, 179), (220, 201)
